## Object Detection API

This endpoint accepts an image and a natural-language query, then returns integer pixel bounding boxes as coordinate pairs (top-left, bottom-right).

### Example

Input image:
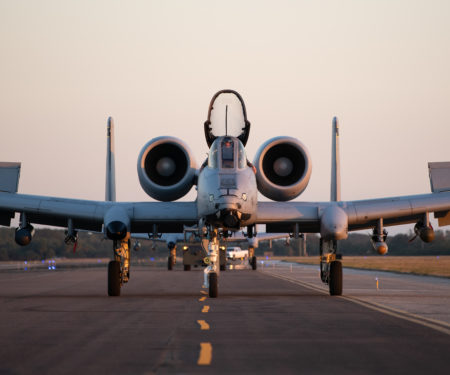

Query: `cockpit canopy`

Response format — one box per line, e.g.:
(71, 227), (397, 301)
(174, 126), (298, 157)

(208, 136), (247, 170)
(204, 90), (251, 148)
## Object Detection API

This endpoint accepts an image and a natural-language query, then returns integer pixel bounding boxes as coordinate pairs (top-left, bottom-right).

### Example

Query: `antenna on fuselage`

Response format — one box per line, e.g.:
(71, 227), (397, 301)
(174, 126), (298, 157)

(106, 117), (116, 202)
(331, 116), (341, 202)
(225, 105), (228, 136)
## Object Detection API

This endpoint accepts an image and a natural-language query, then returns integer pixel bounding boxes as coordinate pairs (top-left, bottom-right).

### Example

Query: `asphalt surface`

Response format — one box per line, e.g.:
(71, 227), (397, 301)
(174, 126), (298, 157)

(1, 262), (450, 374)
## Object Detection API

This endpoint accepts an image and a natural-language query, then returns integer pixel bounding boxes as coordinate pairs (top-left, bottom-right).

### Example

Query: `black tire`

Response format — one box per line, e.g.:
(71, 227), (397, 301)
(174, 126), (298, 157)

(329, 261), (343, 296)
(209, 272), (218, 298)
(184, 264), (191, 271)
(168, 256), (173, 270)
(251, 256), (257, 270)
(220, 265), (226, 271)
(108, 260), (121, 297)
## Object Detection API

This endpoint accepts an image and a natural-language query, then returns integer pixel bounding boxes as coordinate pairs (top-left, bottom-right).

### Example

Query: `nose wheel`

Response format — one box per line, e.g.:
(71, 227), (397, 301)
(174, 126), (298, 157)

(203, 228), (220, 298)
(209, 272), (218, 298)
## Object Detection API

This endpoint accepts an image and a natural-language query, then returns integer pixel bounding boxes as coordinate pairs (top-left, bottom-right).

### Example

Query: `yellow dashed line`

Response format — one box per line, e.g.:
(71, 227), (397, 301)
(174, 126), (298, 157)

(197, 320), (210, 330)
(198, 342), (212, 365)
(202, 305), (210, 313)
(199, 296), (207, 302)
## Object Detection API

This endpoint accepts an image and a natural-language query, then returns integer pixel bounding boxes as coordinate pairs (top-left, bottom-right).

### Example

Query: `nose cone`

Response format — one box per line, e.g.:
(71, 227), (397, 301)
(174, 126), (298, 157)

(106, 221), (128, 240)
(156, 157), (176, 177)
(375, 242), (388, 255)
(273, 157), (293, 177)
(15, 227), (33, 246)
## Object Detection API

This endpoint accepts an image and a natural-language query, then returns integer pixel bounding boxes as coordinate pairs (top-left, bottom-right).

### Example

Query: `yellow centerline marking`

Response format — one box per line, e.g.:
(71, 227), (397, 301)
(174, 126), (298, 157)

(202, 305), (210, 313)
(262, 270), (450, 336)
(197, 320), (210, 330)
(198, 342), (212, 365)
(200, 291), (208, 295)
(199, 296), (207, 302)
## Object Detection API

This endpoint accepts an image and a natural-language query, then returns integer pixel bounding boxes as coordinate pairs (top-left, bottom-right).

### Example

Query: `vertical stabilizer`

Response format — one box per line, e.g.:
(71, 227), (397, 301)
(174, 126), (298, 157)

(106, 117), (116, 202)
(330, 117), (341, 202)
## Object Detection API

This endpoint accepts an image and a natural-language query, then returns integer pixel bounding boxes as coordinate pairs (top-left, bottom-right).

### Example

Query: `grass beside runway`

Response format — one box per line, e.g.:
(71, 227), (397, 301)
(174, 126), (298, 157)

(274, 255), (450, 278)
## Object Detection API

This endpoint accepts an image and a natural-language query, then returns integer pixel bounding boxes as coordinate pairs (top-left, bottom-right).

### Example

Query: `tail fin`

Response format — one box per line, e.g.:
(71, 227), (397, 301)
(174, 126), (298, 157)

(330, 116), (341, 202)
(105, 117), (116, 202)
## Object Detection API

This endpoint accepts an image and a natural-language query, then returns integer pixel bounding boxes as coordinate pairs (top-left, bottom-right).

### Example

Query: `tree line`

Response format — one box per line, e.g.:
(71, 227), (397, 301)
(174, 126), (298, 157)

(0, 227), (449, 261)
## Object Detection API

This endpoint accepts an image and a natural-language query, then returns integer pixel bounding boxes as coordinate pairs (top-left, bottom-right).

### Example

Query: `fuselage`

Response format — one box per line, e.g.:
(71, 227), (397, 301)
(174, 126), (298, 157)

(197, 136), (257, 230)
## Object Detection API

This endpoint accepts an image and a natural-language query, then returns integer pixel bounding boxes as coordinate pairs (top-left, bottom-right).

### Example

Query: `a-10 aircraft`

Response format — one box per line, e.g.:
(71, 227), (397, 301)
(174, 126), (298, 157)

(1, 89), (450, 298)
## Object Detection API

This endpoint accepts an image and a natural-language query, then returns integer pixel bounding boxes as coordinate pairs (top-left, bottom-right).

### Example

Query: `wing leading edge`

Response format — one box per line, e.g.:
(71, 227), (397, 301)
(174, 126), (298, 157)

(256, 191), (450, 233)
(0, 192), (197, 233)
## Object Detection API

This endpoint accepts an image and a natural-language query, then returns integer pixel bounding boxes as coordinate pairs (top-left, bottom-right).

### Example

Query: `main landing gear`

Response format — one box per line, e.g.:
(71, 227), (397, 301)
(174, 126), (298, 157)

(248, 246), (257, 270)
(108, 238), (131, 296)
(319, 239), (343, 296)
(167, 242), (176, 270)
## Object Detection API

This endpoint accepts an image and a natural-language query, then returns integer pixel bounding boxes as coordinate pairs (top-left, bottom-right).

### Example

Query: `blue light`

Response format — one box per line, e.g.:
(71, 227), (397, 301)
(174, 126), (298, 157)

(24, 267), (28, 271)
(24, 261), (27, 264)
(48, 266), (51, 270)
(265, 256), (269, 260)
(52, 266), (56, 270)
(41, 260), (45, 264)
(150, 257), (155, 261)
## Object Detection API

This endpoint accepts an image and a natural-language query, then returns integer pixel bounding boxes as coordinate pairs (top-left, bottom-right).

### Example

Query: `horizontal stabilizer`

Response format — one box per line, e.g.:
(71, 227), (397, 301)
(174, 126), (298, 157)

(0, 162), (21, 193)
(429, 162), (450, 193)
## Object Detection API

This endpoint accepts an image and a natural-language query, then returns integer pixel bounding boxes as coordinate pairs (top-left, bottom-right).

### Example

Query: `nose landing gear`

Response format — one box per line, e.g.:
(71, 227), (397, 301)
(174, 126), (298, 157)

(203, 229), (220, 298)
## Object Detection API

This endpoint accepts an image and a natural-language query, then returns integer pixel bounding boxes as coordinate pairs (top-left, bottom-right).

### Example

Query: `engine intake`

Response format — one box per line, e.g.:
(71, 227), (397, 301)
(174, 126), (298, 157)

(138, 136), (197, 201)
(253, 136), (312, 201)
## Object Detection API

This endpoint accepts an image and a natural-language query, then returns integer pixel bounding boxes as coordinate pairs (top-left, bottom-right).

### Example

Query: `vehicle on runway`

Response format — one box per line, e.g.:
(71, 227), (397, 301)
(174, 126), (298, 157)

(226, 247), (248, 260)
(1, 89), (450, 297)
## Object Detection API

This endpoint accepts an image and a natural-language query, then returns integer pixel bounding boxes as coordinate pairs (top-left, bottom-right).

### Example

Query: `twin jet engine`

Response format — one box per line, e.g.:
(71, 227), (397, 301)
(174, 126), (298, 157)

(137, 134), (312, 203)
(137, 137), (197, 202)
(253, 136), (312, 201)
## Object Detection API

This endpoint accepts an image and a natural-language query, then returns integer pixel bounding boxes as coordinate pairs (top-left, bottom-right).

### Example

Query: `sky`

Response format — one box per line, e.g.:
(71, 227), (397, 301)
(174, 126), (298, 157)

(1, 0), (450, 234)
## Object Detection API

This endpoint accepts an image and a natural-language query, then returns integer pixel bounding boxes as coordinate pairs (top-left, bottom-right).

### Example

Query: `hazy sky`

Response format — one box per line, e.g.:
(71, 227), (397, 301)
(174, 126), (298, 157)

(1, 0), (450, 233)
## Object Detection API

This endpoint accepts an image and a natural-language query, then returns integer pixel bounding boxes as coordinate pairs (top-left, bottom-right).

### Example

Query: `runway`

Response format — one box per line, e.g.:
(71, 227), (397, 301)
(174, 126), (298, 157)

(0, 261), (449, 374)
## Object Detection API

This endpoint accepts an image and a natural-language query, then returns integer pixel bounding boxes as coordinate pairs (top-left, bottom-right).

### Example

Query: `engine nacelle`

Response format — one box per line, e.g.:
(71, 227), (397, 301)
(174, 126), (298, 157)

(15, 224), (35, 246)
(137, 136), (197, 201)
(253, 136), (312, 201)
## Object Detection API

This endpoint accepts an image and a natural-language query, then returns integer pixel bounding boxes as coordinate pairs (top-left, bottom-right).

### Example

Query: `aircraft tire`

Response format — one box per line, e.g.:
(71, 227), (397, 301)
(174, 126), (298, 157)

(329, 260), (343, 296)
(251, 256), (257, 270)
(108, 260), (121, 297)
(184, 265), (191, 271)
(209, 272), (218, 298)
(168, 256), (173, 270)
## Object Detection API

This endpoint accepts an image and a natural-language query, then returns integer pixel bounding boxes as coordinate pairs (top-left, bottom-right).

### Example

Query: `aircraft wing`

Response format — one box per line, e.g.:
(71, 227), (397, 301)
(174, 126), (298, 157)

(0, 192), (198, 233)
(256, 191), (450, 232)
